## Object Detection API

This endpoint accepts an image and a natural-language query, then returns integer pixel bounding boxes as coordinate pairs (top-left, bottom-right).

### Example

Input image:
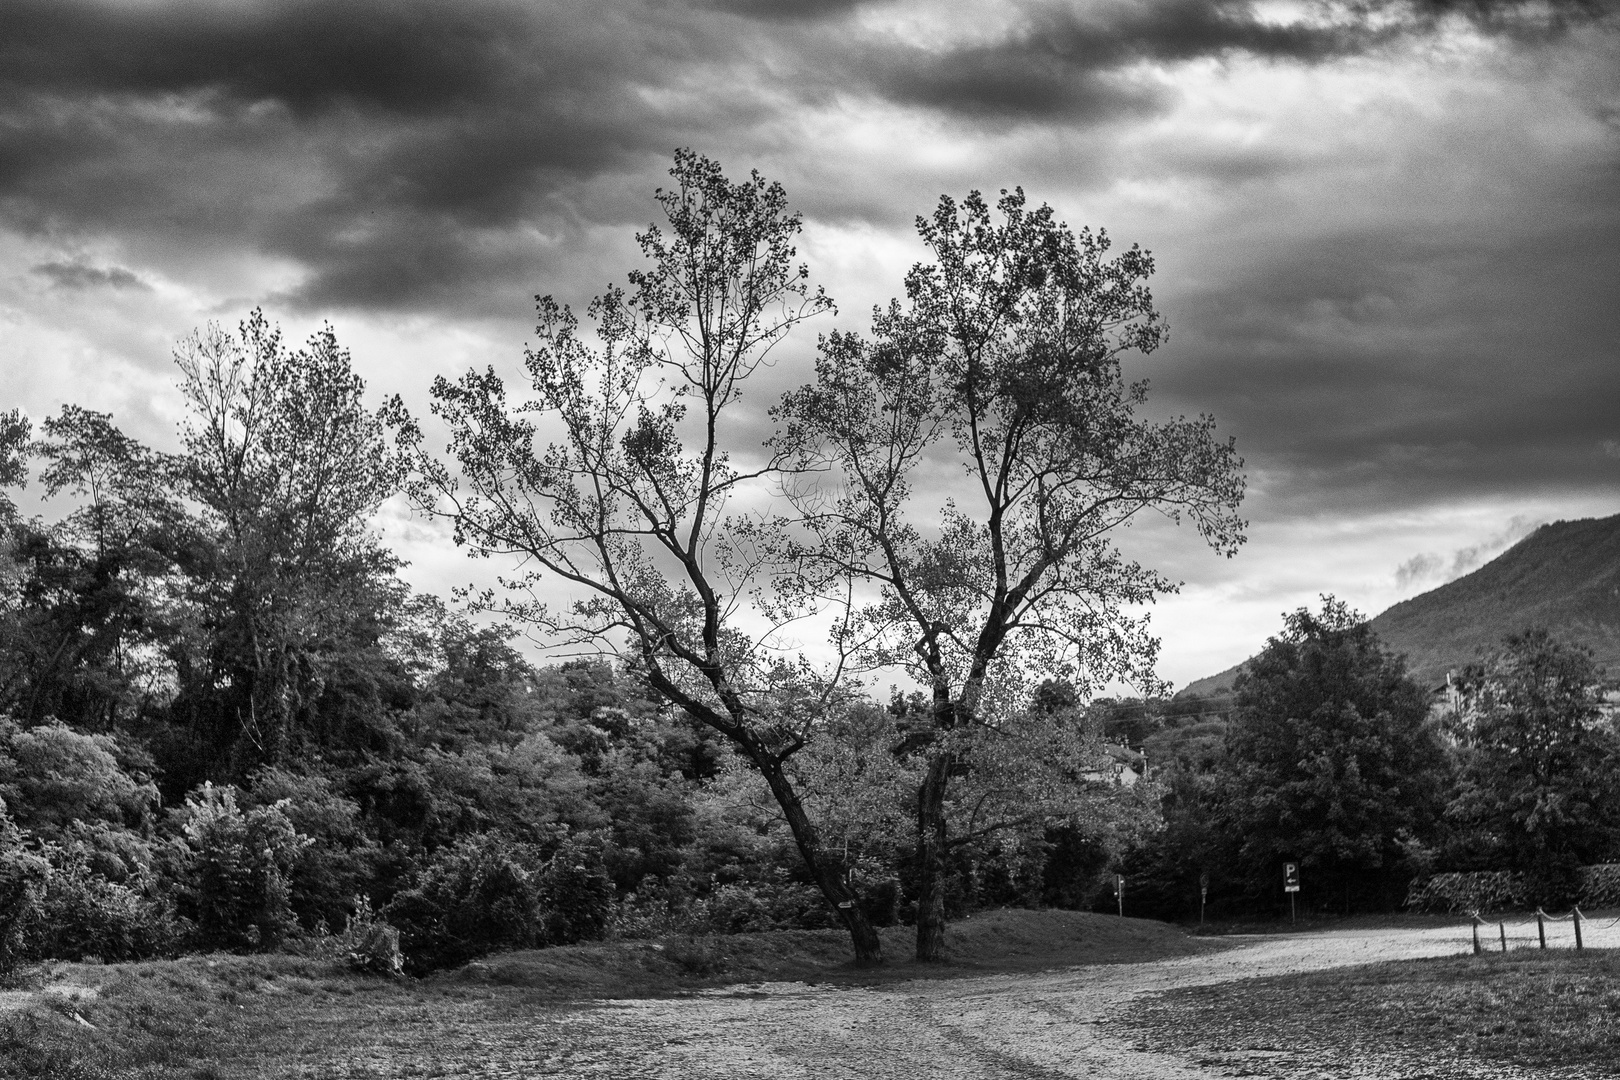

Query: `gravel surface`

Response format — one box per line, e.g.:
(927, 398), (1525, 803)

(291, 920), (1620, 1078)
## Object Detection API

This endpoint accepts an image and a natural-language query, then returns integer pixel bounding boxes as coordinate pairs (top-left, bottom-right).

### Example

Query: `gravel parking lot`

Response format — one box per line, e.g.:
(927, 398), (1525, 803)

(294, 919), (1620, 1078)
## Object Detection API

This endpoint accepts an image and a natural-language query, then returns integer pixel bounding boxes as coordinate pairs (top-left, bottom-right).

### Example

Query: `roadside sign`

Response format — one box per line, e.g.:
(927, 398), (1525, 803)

(1283, 862), (1300, 893)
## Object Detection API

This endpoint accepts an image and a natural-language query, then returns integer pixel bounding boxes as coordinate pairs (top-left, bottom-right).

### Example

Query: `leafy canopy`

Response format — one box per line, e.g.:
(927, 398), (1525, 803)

(774, 187), (1246, 709)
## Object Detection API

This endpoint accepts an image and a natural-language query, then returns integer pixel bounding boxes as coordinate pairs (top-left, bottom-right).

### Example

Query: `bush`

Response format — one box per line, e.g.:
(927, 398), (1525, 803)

(32, 846), (179, 962)
(0, 844), (48, 975)
(1405, 871), (1526, 914)
(383, 834), (547, 974)
(243, 767), (382, 932)
(1577, 864), (1620, 908)
(384, 833), (618, 973)
(325, 896), (404, 977)
(0, 831), (177, 970)
(684, 875), (834, 935)
(177, 784), (308, 951)
(535, 838), (615, 945)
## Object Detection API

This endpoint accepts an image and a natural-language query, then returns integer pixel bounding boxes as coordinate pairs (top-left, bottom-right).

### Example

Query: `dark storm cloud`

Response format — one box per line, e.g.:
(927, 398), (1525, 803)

(2, 0), (541, 119)
(0, 0), (754, 312)
(1152, 204), (1620, 517)
(0, 0), (1613, 316)
(32, 260), (150, 291)
(864, 0), (1619, 122)
(869, 1), (1375, 121)
(703, 0), (871, 20)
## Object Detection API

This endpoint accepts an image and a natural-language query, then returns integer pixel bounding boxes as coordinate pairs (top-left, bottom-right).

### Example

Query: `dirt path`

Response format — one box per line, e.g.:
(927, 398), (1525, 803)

(300, 920), (1620, 1079)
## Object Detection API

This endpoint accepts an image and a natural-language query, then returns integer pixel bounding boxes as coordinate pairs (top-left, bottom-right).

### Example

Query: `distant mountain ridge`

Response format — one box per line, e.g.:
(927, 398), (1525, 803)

(1177, 512), (1620, 698)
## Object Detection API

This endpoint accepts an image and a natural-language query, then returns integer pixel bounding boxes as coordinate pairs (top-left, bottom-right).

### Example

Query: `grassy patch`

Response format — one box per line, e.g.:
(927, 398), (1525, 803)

(0, 953), (355, 1079)
(468, 908), (1215, 1000)
(1126, 948), (1620, 1073)
(0, 910), (1210, 1076)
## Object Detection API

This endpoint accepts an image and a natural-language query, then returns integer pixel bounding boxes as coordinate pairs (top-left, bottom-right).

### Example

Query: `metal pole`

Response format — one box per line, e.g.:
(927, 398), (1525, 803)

(1290, 892), (1296, 926)
(1500, 922), (1507, 952)
(1537, 909), (1546, 950)
(1574, 907), (1584, 951)
(1472, 917), (1481, 955)
(1116, 874), (1124, 918)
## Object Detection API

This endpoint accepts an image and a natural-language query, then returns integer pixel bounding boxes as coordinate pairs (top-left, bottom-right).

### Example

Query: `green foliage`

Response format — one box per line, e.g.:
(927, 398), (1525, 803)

(1216, 598), (1448, 908)
(773, 184), (1245, 957)
(1576, 863), (1620, 907)
(0, 409), (29, 524)
(383, 834), (548, 974)
(1445, 629), (1620, 903)
(177, 784), (308, 951)
(328, 895), (404, 976)
(0, 841), (49, 975)
(0, 722), (159, 838)
(241, 767), (382, 931)
(390, 150), (884, 962)
(535, 836), (617, 945)
(29, 844), (179, 963)
(1404, 870), (1526, 914)
(167, 309), (406, 776)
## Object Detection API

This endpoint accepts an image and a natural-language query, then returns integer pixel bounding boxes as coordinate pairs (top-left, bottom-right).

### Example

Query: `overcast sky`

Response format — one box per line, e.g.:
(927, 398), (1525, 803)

(2, 0), (1617, 688)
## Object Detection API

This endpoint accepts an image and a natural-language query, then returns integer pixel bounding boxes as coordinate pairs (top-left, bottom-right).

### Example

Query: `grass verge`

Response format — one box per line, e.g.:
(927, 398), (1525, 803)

(467, 907), (1215, 1000)
(0, 909), (1210, 1078)
(1125, 948), (1620, 1075)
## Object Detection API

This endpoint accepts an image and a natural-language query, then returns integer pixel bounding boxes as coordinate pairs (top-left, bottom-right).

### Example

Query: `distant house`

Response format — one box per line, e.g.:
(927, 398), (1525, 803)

(1086, 743), (1146, 787)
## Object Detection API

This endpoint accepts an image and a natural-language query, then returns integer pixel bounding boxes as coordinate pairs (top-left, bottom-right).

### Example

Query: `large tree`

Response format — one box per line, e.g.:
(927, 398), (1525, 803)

(6, 406), (183, 729)
(1447, 628), (1620, 902)
(389, 151), (886, 963)
(168, 311), (405, 777)
(1220, 598), (1448, 912)
(774, 188), (1246, 959)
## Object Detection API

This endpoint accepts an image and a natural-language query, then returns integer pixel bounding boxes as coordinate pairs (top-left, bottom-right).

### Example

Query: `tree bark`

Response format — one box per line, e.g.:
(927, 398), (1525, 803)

(914, 750), (953, 962)
(756, 755), (883, 967)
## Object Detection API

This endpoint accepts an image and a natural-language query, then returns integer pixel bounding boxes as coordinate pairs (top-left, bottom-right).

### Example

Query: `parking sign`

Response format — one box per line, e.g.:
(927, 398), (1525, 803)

(1283, 862), (1300, 893)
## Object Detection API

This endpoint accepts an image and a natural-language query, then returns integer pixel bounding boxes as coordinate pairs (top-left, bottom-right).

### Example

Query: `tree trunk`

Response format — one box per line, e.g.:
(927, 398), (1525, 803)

(757, 756), (883, 967)
(914, 750), (952, 962)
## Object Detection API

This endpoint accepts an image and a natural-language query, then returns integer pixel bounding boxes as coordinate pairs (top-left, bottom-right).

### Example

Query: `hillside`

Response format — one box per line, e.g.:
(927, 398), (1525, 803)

(1178, 512), (1620, 697)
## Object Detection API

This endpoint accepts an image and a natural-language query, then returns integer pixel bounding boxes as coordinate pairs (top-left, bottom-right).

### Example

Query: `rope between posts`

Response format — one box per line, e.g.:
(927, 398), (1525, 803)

(1467, 906), (1596, 952)
(1467, 909), (1587, 931)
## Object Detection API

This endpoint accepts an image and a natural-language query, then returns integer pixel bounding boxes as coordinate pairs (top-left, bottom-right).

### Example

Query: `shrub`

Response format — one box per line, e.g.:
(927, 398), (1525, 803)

(32, 846), (179, 962)
(698, 884), (775, 934)
(1404, 870), (1526, 914)
(177, 784), (308, 951)
(383, 834), (546, 974)
(1577, 864), (1620, 908)
(384, 833), (618, 973)
(243, 767), (382, 932)
(0, 845), (48, 975)
(662, 936), (728, 975)
(328, 896), (404, 977)
(685, 876), (834, 935)
(535, 838), (615, 945)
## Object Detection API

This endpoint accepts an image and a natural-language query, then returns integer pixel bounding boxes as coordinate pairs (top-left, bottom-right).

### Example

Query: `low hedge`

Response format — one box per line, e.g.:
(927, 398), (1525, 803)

(1405, 865), (1620, 914)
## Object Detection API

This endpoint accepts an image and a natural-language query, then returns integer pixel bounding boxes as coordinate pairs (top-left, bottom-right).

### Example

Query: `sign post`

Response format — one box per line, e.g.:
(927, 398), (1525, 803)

(1199, 872), (1209, 926)
(1283, 862), (1300, 925)
(1115, 874), (1124, 918)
